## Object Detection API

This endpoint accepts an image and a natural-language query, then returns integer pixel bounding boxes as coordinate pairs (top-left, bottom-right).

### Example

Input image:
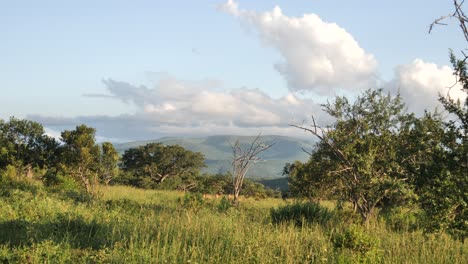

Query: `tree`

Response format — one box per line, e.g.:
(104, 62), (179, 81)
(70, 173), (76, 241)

(284, 149), (336, 202)
(196, 173), (233, 195)
(60, 125), (101, 196)
(231, 135), (274, 203)
(292, 89), (415, 224)
(99, 142), (119, 185)
(404, 112), (466, 239)
(121, 143), (205, 188)
(0, 117), (57, 179)
(424, 0), (468, 239)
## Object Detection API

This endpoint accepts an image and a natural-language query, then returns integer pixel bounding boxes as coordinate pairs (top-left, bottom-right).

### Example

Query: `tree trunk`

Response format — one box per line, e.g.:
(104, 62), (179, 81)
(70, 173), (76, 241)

(358, 205), (374, 226)
(233, 187), (240, 202)
(25, 164), (33, 179)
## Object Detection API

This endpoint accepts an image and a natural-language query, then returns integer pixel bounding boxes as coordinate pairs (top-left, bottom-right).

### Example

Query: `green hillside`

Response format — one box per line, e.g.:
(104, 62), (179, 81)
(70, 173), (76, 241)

(115, 135), (314, 179)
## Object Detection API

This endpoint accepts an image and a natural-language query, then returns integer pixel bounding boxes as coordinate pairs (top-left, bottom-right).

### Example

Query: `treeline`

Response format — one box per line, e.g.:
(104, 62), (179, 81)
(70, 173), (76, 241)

(0, 119), (280, 200)
(284, 63), (467, 239)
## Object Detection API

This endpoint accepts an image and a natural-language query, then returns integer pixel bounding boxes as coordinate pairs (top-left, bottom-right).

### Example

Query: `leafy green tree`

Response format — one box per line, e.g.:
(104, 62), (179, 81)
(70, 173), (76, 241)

(99, 142), (119, 185)
(0, 117), (58, 178)
(121, 143), (205, 188)
(59, 125), (101, 196)
(293, 89), (415, 224)
(425, 0), (468, 240)
(194, 173), (233, 195)
(414, 125), (467, 239)
(241, 179), (268, 199)
(433, 53), (468, 239)
(284, 151), (335, 202)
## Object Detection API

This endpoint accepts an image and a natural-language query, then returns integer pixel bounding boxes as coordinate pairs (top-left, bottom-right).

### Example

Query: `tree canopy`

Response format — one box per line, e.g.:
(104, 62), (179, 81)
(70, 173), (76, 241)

(121, 143), (206, 187)
(59, 125), (102, 195)
(292, 89), (417, 223)
(0, 117), (57, 178)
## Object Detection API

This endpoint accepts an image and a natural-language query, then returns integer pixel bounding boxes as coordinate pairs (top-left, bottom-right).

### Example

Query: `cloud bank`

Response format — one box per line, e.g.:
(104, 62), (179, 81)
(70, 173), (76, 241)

(220, 0), (378, 94)
(31, 74), (327, 141)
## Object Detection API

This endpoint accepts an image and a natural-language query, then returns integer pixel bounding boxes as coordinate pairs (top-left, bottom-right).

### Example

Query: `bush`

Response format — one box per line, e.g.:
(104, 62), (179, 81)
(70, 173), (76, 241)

(265, 188), (282, 198)
(217, 196), (232, 213)
(382, 207), (420, 232)
(332, 224), (379, 254)
(0, 170), (42, 197)
(270, 201), (333, 226)
(43, 171), (79, 191)
(178, 193), (205, 212)
(1, 165), (19, 183)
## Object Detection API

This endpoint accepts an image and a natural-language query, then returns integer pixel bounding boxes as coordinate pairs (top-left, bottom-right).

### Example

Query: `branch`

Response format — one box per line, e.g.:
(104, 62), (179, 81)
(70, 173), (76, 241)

(429, 0), (468, 42)
(290, 121), (351, 167)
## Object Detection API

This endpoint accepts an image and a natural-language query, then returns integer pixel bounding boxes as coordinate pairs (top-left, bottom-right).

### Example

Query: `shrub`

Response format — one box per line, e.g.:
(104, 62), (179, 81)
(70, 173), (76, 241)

(270, 201), (333, 226)
(105, 198), (142, 212)
(178, 193), (205, 212)
(217, 196), (232, 213)
(43, 171), (79, 191)
(382, 207), (420, 232)
(332, 224), (379, 254)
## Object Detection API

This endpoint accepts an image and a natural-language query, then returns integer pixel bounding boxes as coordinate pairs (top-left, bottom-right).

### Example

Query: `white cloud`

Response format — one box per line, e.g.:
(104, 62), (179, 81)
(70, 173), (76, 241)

(385, 59), (464, 115)
(32, 75), (330, 141)
(101, 76), (328, 128)
(44, 127), (62, 140)
(220, 0), (378, 94)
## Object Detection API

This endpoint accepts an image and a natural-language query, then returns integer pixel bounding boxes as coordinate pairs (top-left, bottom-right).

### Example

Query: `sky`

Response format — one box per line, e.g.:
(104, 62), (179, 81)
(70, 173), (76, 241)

(1, 0), (466, 142)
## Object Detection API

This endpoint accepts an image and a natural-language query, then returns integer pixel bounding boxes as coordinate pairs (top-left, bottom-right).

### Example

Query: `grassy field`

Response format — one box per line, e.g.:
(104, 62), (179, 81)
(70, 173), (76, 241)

(0, 181), (466, 263)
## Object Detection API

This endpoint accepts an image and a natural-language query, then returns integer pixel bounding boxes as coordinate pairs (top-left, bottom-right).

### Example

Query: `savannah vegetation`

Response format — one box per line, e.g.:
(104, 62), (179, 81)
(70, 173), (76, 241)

(1, 74), (466, 263)
(1, 1), (467, 263)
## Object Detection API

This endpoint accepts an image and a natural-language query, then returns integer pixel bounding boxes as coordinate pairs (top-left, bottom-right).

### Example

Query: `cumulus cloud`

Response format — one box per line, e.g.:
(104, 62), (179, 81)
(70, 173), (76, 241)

(30, 74), (329, 141)
(220, 0), (378, 94)
(385, 59), (464, 115)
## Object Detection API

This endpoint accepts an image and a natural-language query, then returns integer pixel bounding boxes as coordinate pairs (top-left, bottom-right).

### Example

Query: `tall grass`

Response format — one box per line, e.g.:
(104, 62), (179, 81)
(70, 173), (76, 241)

(0, 182), (466, 263)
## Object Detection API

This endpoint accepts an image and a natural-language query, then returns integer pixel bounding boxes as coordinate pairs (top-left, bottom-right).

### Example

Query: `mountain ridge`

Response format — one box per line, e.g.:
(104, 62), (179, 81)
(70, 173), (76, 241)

(114, 135), (315, 178)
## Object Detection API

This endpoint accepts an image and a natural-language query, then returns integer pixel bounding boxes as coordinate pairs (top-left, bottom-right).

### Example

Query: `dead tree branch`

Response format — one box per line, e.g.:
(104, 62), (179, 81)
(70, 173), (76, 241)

(429, 0), (468, 42)
(231, 134), (275, 203)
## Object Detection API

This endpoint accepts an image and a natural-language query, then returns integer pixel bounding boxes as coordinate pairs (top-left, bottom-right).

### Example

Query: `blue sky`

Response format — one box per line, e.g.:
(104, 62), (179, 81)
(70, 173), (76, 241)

(1, 0), (466, 141)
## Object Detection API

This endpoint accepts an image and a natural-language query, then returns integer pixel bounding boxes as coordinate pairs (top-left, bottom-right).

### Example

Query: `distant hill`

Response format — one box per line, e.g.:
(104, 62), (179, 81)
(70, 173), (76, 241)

(114, 135), (315, 179)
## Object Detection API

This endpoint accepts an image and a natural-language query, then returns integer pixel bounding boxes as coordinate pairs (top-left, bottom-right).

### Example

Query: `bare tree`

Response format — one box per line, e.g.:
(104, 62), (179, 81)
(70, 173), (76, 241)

(429, 0), (468, 42)
(231, 134), (274, 203)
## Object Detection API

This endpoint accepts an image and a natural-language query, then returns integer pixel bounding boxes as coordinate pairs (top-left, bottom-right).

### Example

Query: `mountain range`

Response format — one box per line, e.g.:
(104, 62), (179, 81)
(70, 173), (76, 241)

(114, 135), (315, 180)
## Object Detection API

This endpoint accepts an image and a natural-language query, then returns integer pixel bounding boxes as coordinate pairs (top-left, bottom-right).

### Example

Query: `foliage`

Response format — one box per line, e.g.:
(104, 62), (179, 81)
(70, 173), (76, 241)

(121, 143), (205, 187)
(293, 89), (416, 224)
(381, 207), (420, 233)
(99, 142), (119, 185)
(427, 50), (468, 240)
(59, 125), (102, 196)
(332, 224), (381, 261)
(178, 192), (205, 212)
(270, 201), (333, 226)
(422, 0), (468, 240)
(0, 117), (58, 179)
(1, 183), (466, 263)
(193, 173), (277, 199)
(401, 112), (467, 239)
(194, 173), (233, 194)
(284, 156), (335, 201)
(217, 196), (232, 213)
(0, 165), (19, 183)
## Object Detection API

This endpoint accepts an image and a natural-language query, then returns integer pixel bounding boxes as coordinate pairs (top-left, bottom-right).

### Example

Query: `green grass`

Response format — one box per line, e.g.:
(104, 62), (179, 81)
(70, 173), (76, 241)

(0, 181), (466, 263)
